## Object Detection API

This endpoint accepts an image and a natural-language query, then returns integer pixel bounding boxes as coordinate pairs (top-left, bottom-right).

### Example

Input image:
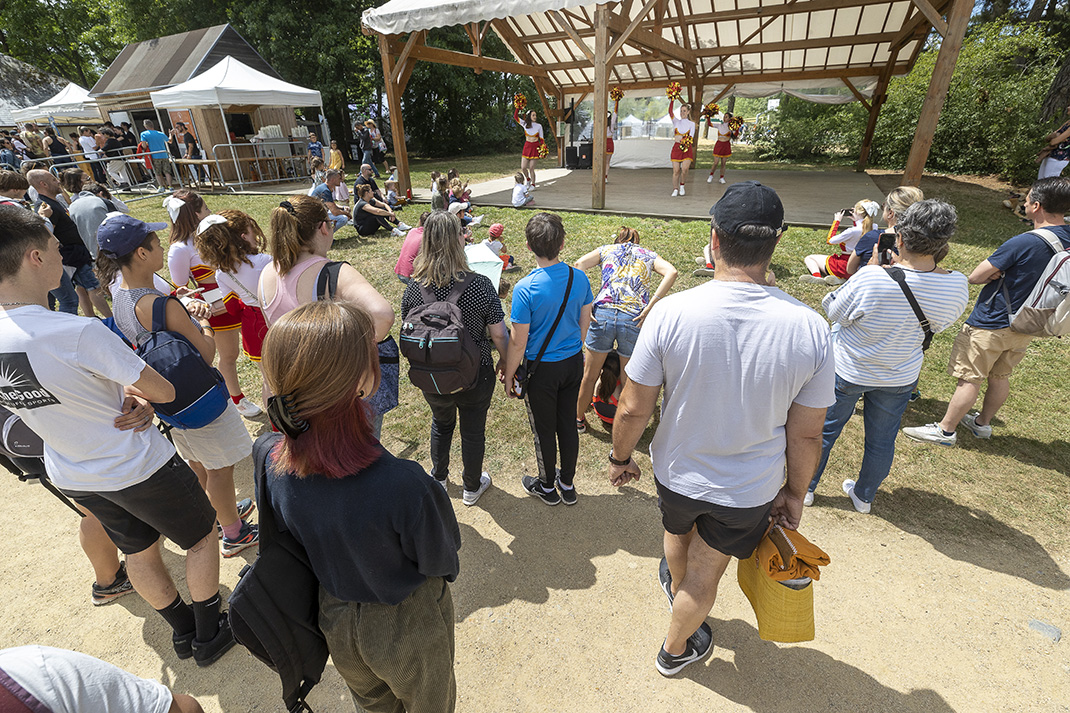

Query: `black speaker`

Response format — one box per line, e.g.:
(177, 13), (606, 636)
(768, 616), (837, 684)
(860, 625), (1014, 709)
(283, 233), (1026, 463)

(565, 146), (579, 169)
(578, 142), (593, 169)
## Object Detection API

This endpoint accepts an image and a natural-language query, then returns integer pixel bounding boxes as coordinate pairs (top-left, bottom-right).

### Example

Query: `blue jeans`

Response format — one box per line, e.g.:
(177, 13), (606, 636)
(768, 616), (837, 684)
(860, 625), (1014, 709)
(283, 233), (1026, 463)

(808, 375), (916, 503)
(50, 270), (79, 314)
(585, 304), (642, 357)
(329, 214), (349, 232)
(362, 150), (380, 177)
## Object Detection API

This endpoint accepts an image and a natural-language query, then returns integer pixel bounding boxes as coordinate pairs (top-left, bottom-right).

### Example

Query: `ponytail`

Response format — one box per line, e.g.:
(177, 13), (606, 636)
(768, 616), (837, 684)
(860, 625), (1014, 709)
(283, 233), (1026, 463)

(168, 188), (206, 245)
(268, 195), (328, 274)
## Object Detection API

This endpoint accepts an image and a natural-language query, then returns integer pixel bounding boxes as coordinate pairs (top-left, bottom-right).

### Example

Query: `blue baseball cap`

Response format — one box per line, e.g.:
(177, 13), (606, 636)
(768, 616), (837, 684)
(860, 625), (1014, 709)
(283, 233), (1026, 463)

(97, 213), (167, 258)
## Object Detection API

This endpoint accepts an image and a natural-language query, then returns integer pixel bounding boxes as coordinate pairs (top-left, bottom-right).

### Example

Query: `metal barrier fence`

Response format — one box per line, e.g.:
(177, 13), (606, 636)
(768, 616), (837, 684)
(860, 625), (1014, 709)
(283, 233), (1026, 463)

(210, 139), (310, 191)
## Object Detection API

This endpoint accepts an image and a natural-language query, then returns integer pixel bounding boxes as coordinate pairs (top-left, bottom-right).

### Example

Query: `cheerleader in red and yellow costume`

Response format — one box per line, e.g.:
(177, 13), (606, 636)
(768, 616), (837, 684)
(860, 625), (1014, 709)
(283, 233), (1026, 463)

(668, 98), (696, 196)
(514, 100), (546, 190)
(163, 190), (261, 417)
(708, 112), (738, 184)
(799, 199), (880, 285)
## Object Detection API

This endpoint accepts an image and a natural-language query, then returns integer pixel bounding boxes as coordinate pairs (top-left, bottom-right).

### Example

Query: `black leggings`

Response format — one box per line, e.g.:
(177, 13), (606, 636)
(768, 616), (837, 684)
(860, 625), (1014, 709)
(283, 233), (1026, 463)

(523, 352), (583, 487)
(356, 211), (396, 236)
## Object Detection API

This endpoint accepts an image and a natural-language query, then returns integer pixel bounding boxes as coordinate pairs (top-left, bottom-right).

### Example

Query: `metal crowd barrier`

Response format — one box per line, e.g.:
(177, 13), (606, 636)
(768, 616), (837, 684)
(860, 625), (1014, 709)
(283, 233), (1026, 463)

(210, 139), (311, 191)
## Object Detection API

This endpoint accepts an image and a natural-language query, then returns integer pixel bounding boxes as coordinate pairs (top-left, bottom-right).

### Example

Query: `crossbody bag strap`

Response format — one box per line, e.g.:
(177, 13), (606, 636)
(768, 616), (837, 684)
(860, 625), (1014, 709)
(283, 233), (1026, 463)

(252, 433), (283, 545)
(527, 267), (575, 378)
(884, 267), (933, 351)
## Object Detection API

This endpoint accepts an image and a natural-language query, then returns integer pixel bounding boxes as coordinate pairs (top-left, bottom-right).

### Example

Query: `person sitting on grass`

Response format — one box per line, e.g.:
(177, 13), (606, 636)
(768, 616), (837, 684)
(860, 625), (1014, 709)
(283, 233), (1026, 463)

(353, 184), (407, 237)
(511, 171), (534, 208)
(309, 157), (326, 187)
(384, 179), (405, 208)
(483, 223), (519, 272)
(799, 199), (881, 285)
(310, 169), (352, 234)
(432, 176), (449, 211)
(395, 211), (430, 284)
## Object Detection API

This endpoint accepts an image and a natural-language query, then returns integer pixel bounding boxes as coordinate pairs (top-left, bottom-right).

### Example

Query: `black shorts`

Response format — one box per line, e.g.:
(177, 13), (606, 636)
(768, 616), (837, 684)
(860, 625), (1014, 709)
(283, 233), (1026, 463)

(655, 478), (772, 559)
(63, 454), (216, 555)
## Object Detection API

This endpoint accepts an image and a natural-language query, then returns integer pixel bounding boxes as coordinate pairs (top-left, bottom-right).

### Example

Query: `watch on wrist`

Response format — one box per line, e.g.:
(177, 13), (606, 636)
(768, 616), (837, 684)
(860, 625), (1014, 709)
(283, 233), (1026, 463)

(608, 450), (631, 467)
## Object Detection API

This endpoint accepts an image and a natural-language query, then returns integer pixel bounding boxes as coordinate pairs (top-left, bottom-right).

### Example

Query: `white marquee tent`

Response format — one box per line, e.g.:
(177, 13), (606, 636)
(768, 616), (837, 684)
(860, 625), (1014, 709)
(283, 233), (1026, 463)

(11, 83), (101, 124)
(149, 56), (322, 110)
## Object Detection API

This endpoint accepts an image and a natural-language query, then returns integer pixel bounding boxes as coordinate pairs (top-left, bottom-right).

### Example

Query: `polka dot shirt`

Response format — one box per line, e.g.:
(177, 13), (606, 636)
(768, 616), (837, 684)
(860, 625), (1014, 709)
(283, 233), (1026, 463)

(401, 272), (505, 368)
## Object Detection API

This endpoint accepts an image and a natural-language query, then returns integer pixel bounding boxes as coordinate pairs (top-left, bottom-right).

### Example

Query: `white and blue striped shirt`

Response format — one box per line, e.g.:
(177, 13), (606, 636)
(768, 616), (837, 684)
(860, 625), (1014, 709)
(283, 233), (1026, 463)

(822, 265), (969, 387)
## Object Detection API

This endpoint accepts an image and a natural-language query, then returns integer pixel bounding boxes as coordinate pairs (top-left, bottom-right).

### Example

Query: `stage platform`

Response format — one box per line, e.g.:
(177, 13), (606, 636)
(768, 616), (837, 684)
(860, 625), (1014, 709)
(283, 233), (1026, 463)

(412, 167), (883, 228)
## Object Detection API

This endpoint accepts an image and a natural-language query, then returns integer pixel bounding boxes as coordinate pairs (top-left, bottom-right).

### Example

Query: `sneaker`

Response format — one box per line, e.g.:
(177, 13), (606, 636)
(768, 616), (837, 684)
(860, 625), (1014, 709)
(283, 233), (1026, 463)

(156, 186), (168, 193)
(221, 521), (259, 558)
(433, 475), (448, 491)
(234, 397), (262, 418)
(960, 411), (992, 439)
(397, 221), (413, 231)
(576, 417), (587, 433)
(797, 274), (827, 284)
(193, 613), (236, 667)
(707, 174), (714, 183)
(679, 186), (686, 196)
(462, 472), (491, 506)
(555, 476), (577, 506)
(719, 177), (726, 184)
(671, 189), (679, 197)
(824, 275), (846, 286)
(521, 475), (560, 506)
(470, 216), (483, 225)
(902, 423), (956, 446)
(694, 256), (707, 266)
(658, 556), (674, 611)
(91, 562), (134, 606)
(909, 388), (921, 403)
(841, 479), (871, 514)
(692, 267), (715, 277)
(803, 490), (814, 507)
(173, 630), (195, 660)
(391, 227), (406, 237)
(503, 264), (521, 272)
(655, 622), (713, 676)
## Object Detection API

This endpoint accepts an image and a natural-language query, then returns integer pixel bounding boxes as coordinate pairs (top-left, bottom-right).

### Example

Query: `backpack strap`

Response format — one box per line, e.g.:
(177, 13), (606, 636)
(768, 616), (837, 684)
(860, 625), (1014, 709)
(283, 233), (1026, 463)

(527, 267), (575, 377)
(1028, 228), (1065, 255)
(150, 295), (189, 333)
(995, 229), (1067, 327)
(252, 433), (284, 546)
(316, 261), (347, 300)
(419, 274), (467, 307)
(884, 267), (934, 351)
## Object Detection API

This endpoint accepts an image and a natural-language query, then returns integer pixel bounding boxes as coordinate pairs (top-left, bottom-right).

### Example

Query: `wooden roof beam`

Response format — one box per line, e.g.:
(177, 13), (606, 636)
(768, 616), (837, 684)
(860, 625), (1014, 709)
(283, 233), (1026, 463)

(909, 0), (949, 37)
(386, 39), (548, 78)
(606, 10), (695, 65)
(841, 76), (872, 111)
(607, 0), (663, 59)
(549, 9), (595, 61)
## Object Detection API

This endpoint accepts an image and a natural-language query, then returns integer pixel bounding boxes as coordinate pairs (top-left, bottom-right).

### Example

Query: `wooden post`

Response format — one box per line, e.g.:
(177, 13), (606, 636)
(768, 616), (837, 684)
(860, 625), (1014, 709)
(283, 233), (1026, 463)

(378, 33), (412, 196)
(857, 72), (890, 170)
(592, 4), (610, 209)
(902, 0), (972, 186)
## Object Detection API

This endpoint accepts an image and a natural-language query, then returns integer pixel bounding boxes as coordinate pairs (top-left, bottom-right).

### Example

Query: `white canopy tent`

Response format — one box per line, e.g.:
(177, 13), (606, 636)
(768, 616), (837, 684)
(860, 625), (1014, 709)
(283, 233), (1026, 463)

(149, 56), (323, 187)
(11, 83), (101, 124)
(362, 0), (970, 205)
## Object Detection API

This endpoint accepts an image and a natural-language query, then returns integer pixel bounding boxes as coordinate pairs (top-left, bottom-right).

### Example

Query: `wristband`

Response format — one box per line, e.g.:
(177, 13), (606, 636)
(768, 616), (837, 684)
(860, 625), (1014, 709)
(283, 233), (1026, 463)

(608, 450), (631, 467)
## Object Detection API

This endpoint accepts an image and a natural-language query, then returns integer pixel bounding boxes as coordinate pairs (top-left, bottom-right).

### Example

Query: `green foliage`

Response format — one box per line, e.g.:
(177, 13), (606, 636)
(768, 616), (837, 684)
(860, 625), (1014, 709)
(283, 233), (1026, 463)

(871, 21), (1061, 184)
(751, 95), (867, 163)
(400, 28), (537, 157)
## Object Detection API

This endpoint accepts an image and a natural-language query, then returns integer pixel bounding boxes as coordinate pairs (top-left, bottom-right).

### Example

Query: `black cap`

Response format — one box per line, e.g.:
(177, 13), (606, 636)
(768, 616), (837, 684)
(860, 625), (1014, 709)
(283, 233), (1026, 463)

(710, 180), (784, 235)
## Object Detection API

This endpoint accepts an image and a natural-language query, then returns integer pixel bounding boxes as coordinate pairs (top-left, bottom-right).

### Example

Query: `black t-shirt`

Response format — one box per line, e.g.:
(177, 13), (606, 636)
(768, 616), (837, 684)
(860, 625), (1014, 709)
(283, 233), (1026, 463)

(121, 130), (137, 148)
(37, 196), (91, 268)
(354, 175), (382, 201)
(181, 131), (201, 159)
(263, 434), (461, 605)
(401, 273), (505, 368)
(101, 137), (125, 158)
(353, 199), (380, 233)
(167, 135), (181, 159)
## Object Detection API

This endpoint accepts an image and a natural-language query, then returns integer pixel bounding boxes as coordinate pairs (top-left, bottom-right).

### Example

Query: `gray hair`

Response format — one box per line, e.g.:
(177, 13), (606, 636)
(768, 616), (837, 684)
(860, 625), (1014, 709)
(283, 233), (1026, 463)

(896, 199), (957, 257)
(325, 169), (344, 181)
(143, 119), (155, 129)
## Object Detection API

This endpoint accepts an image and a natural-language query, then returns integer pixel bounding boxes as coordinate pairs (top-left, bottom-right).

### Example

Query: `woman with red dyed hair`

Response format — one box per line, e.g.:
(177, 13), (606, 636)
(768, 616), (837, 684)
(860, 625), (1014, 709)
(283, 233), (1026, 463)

(257, 301), (460, 713)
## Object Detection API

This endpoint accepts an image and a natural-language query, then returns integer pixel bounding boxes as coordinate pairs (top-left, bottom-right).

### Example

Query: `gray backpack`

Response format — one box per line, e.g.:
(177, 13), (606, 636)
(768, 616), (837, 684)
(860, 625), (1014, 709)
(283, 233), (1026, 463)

(400, 276), (480, 394)
(1005, 228), (1070, 337)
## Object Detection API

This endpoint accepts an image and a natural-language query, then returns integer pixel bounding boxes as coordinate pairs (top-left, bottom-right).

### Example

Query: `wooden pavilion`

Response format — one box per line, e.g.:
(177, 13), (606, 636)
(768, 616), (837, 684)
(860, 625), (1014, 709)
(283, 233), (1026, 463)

(362, 0), (972, 209)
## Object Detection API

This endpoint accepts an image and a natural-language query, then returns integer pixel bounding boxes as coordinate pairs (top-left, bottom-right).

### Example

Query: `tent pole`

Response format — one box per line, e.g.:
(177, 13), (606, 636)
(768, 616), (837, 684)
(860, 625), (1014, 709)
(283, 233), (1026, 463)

(591, 3), (610, 210)
(902, 0), (971, 186)
(220, 104), (243, 190)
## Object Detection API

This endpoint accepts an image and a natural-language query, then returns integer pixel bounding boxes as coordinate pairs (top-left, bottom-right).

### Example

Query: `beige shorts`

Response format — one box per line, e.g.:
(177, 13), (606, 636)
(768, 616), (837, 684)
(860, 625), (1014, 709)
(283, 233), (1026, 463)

(171, 402), (252, 470)
(947, 323), (1033, 384)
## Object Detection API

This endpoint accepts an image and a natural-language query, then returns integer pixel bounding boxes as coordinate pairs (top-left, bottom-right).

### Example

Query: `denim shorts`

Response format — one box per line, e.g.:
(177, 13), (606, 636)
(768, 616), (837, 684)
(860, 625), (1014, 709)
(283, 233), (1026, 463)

(585, 304), (642, 357)
(70, 262), (100, 290)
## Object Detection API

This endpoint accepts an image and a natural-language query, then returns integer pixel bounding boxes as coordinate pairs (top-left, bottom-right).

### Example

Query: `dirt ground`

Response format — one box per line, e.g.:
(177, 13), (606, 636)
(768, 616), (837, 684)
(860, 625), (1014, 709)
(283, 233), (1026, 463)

(1, 410), (1067, 713)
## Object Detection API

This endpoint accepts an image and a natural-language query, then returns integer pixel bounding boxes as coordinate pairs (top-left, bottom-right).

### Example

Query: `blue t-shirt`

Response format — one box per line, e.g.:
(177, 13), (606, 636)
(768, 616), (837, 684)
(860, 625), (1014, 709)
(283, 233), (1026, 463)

(852, 228), (892, 268)
(511, 261), (594, 362)
(310, 182), (334, 205)
(308, 141), (324, 159)
(967, 225), (1070, 330)
(139, 130), (168, 159)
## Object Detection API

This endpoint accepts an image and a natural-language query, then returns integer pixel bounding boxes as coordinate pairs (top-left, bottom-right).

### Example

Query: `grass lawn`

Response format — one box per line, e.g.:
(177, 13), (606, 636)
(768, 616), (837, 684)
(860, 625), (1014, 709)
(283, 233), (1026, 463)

(122, 163), (1070, 562)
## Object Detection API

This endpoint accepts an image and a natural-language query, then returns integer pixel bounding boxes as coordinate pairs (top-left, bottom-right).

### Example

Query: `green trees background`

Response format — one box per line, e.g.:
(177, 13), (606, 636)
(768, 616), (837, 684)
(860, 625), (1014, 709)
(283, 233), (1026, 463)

(2, 0), (1068, 179)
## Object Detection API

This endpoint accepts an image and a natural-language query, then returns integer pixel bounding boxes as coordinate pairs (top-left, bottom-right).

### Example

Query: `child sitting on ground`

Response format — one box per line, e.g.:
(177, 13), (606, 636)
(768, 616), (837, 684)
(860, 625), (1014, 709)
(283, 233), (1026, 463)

(429, 170), (441, 194)
(310, 157), (326, 186)
(483, 223), (519, 272)
(431, 176), (449, 211)
(511, 171), (534, 208)
(447, 168), (471, 203)
(448, 178), (482, 227)
(798, 199), (880, 285)
(385, 179), (407, 208)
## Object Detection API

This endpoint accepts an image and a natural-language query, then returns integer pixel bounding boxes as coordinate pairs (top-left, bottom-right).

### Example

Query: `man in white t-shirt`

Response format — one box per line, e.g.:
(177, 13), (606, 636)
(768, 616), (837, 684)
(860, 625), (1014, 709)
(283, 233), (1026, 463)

(607, 181), (835, 676)
(0, 205), (235, 667)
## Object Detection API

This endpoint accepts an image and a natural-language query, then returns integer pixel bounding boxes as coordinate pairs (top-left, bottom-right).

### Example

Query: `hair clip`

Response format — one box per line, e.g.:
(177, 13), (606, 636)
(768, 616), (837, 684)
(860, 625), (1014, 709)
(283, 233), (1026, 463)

(279, 200), (296, 215)
(266, 394), (309, 440)
(162, 195), (186, 222)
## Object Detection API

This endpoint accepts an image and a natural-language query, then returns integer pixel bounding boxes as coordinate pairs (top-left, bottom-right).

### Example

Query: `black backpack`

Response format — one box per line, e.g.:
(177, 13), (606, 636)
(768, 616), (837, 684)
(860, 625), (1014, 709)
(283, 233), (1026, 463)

(399, 276), (481, 395)
(229, 433), (328, 713)
(134, 296), (228, 430)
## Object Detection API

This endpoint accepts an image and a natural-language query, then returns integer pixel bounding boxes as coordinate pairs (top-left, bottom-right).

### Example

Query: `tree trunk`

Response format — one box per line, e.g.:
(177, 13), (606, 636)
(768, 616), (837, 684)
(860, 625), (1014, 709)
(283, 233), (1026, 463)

(1042, 54), (1070, 122)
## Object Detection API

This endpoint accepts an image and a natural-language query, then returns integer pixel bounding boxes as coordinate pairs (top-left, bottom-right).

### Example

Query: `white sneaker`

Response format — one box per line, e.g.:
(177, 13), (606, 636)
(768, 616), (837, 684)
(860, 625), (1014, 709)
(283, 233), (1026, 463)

(719, 177), (726, 184)
(803, 490), (814, 507)
(798, 274), (827, 284)
(902, 423), (957, 446)
(234, 397), (262, 418)
(842, 479), (871, 514)
(824, 275), (846, 285)
(391, 227), (407, 237)
(470, 215), (483, 225)
(694, 256), (707, 266)
(707, 175), (714, 183)
(396, 221), (412, 231)
(462, 472), (492, 506)
(679, 186), (686, 196)
(960, 411), (993, 439)
(671, 189), (679, 197)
